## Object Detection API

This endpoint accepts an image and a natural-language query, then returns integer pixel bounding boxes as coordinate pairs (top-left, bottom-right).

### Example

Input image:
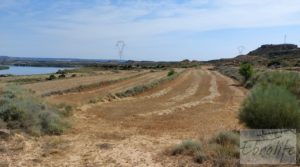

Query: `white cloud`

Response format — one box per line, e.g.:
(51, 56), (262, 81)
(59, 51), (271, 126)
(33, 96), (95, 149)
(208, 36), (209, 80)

(29, 0), (300, 40)
(1, 0), (300, 60)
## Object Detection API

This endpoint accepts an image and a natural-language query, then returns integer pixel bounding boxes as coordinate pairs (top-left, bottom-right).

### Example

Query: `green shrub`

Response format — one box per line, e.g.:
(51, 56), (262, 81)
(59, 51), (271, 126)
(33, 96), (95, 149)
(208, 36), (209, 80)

(171, 139), (205, 164)
(211, 131), (239, 146)
(246, 71), (300, 97)
(239, 62), (253, 82)
(210, 131), (240, 166)
(40, 113), (64, 135)
(0, 85), (67, 135)
(56, 70), (66, 75)
(211, 144), (239, 159)
(168, 69), (176, 76)
(239, 84), (300, 129)
(171, 140), (202, 155)
(58, 74), (66, 78)
(194, 151), (206, 164)
(47, 74), (56, 80)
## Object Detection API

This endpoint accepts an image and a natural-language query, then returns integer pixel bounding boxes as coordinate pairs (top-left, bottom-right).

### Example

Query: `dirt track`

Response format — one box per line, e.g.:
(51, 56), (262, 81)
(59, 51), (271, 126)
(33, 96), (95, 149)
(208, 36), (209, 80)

(1, 68), (246, 167)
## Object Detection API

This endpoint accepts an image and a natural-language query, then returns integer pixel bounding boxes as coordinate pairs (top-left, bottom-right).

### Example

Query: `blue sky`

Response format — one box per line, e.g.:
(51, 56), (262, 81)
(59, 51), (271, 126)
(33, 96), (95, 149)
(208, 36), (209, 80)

(1, 0), (300, 61)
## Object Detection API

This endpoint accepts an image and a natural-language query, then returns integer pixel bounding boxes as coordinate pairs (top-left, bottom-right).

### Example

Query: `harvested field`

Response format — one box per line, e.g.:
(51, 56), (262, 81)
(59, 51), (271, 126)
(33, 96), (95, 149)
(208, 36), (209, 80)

(1, 67), (246, 166)
(46, 70), (169, 106)
(23, 70), (147, 96)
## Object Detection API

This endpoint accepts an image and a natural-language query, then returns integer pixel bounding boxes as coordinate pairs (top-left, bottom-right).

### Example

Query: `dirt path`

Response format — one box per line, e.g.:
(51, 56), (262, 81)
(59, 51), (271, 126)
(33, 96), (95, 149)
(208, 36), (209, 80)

(1, 68), (246, 167)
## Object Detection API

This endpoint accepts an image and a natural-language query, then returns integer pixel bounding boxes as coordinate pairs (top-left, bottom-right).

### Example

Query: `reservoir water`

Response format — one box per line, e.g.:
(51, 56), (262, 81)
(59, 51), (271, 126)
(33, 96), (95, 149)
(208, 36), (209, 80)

(0, 66), (72, 75)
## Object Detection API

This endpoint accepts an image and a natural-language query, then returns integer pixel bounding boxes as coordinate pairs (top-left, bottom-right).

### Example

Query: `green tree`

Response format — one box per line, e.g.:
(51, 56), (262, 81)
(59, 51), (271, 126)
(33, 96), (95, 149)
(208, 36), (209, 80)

(239, 62), (253, 82)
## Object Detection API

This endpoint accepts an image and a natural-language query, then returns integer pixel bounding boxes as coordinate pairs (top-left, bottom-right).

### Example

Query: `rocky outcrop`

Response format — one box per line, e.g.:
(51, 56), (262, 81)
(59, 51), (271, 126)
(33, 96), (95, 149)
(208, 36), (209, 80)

(248, 44), (299, 56)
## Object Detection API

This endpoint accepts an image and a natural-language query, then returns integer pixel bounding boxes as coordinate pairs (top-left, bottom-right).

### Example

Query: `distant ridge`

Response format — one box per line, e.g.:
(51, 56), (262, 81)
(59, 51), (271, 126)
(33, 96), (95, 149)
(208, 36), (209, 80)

(207, 43), (300, 67)
(247, 44), (300, 57)
(0, 56), (122, 63)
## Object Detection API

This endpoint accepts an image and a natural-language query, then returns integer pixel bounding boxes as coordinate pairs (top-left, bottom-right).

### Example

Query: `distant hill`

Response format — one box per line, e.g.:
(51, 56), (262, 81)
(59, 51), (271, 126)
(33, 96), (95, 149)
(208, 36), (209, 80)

(0, 56), (188, 68)
(0, 56), (129, 67)
(248, 44), (300, 58)
(208, 44), (300, 67)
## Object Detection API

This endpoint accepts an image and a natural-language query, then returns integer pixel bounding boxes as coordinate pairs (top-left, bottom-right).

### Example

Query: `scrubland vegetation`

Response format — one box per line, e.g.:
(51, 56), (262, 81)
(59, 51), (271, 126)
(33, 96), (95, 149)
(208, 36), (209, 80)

(238, 66), (300, 165)
(240, 84), (300, 129)
(240, 69), (300, 129)
(170, 131), (239, 166)
(214, 66), (243, 82)
(0, 85), (69, 135)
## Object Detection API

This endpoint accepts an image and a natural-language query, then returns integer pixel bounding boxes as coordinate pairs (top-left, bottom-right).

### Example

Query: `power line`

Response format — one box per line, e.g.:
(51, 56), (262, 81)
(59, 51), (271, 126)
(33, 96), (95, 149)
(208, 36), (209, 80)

(237, 45), (245, 55)
(116, 40), (126, 61)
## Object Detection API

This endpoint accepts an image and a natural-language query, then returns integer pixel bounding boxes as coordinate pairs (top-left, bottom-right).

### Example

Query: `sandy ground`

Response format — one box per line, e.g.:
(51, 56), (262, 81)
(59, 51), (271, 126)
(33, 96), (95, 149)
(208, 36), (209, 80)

(0, 67), (246, 167)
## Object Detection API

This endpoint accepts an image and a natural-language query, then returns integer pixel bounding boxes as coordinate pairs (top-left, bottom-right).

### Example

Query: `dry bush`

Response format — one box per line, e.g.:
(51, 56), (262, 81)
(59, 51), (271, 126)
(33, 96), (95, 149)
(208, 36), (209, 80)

(171, 140), (206, 164)
(209, 131), (240, 167)
(0, 85), (68, 135)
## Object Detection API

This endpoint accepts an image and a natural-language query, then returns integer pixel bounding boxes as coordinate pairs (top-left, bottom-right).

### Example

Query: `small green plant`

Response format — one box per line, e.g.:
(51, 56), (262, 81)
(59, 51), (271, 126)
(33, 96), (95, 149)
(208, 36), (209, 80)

(47, 74), (56, 80)
(239, 62), (253, 82)
(171, 140), (202, 155)
(210, 131), (240, 166)
(56, 69), (66, 75)
(58, 74), (66, 78)
(194, 151), (206, 163)
(168, 69), (176, 76)
(211, 131), (239, 146)
(239, 84), (300, 129)
(171, 140), (206, 164)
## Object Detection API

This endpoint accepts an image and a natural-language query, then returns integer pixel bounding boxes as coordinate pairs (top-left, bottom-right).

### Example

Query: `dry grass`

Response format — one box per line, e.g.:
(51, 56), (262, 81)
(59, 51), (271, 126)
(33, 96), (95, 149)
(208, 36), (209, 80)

(169, 131), (240, 166)
(115, 71), (180, 98)
(42, 72), (146, 96)
(23, 70), (145, 95)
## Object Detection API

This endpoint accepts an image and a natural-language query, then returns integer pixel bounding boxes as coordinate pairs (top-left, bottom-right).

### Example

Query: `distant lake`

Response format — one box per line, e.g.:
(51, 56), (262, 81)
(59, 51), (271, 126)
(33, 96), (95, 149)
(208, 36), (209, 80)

(0, 66), (72, 75)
